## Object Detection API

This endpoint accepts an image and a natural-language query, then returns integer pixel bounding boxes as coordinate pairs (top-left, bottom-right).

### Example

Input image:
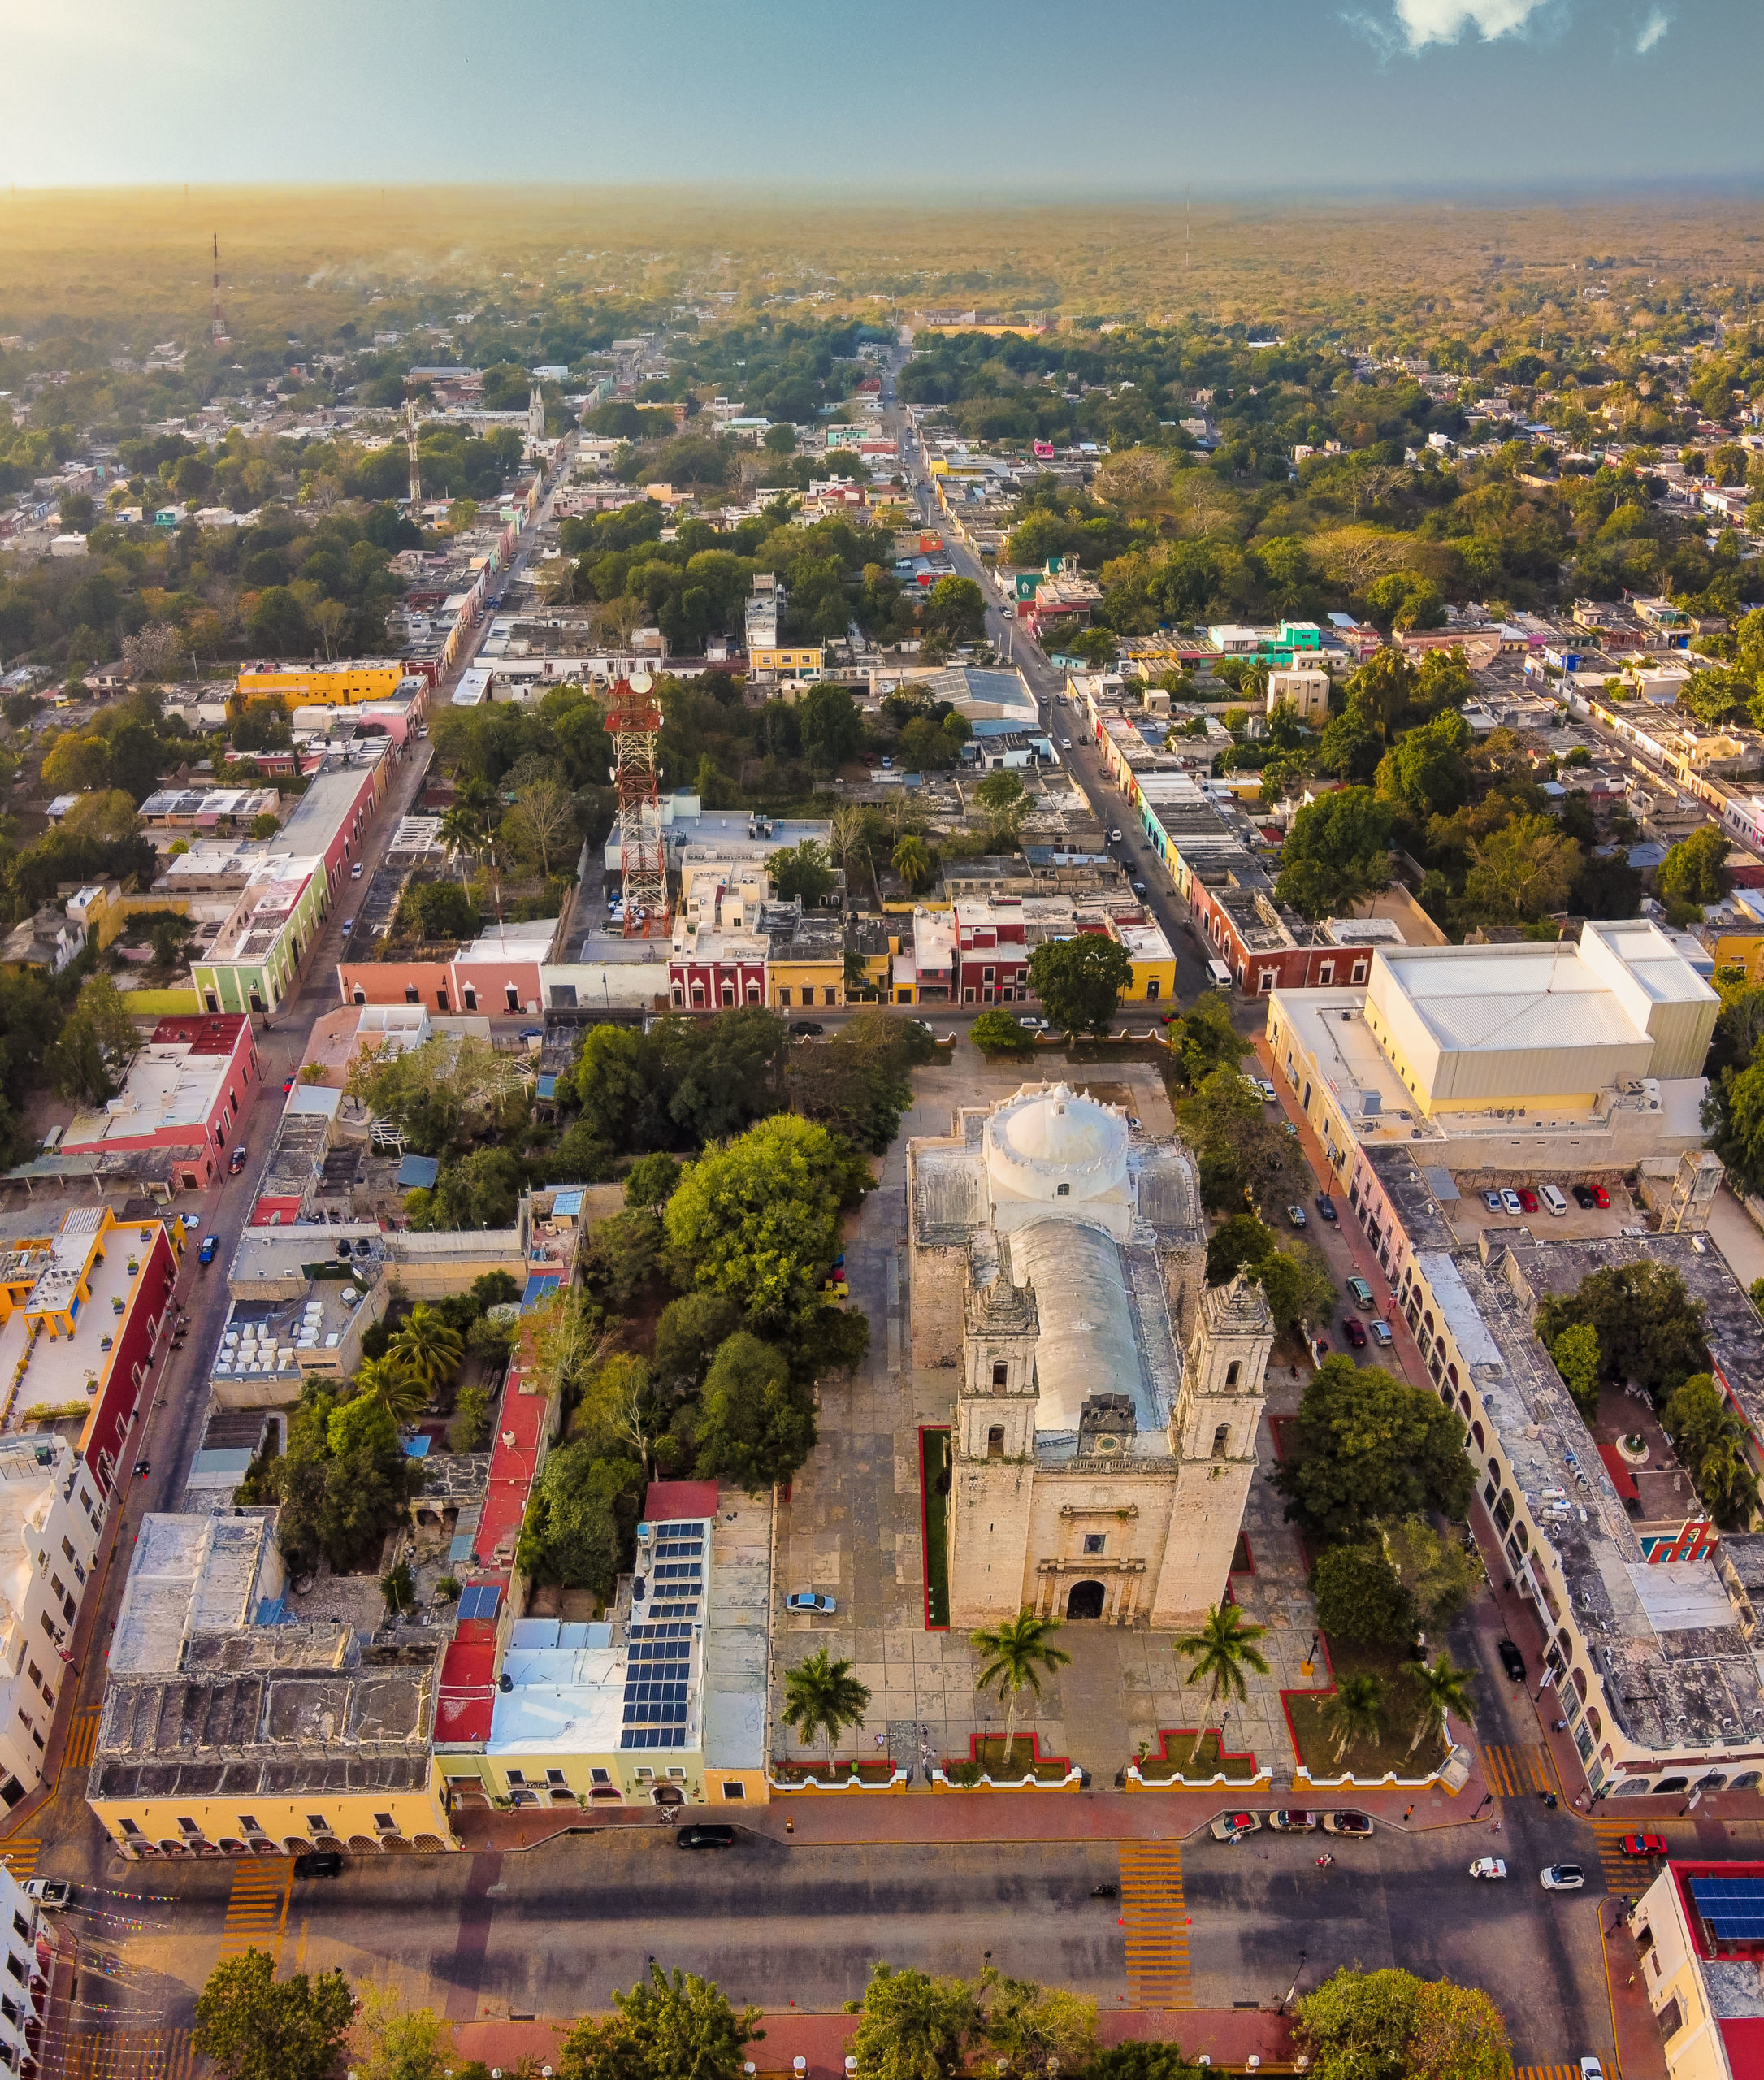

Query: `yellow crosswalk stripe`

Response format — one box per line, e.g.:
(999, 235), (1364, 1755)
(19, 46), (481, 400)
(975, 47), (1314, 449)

(1514, 2066), (1582, 2080)
(1480, 1743), (1553, 1796)
(1118, 1840), (1193, 2010)
(59, 2027), (194, 2080)
(1592, 1818), (1662, 1883)
(0, 1839), (38, 1881)
(215, 1859), (292, 1962)
(62, 1706), (100, 1772)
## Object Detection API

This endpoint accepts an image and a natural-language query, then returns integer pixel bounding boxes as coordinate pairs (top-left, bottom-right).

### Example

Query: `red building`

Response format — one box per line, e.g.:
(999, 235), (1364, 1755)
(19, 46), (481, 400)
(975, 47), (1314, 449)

(669, 928), (768, 1012)
(60, 1014), (259, 1187)
(956, 902), (1031, 1006)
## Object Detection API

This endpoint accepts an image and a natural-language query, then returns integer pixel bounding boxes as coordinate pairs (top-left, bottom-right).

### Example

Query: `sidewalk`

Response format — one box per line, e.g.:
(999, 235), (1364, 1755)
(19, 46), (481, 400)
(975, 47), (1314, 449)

(1601, 1899), (1670, 2080)
(450, 2006), (1299, 2077)
(448, 1776), (1484, 1855)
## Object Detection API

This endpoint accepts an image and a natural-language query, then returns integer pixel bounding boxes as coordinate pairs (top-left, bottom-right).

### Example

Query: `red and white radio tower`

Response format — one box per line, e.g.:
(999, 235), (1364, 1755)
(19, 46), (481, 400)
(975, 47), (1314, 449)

(605, 675), (670, 937)
(210, 233), (229, 350)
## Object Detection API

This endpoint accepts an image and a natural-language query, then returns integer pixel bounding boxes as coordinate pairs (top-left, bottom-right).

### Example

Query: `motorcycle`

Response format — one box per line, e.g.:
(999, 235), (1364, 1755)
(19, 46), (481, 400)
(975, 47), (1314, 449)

(1090, 1884), (1117, 1899)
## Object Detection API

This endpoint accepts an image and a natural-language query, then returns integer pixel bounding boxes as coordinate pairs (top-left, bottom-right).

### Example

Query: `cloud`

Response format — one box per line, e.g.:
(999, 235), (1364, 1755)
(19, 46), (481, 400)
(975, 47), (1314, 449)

(1635, 6), (1671, 49)
(1385, 0), (1549, 47)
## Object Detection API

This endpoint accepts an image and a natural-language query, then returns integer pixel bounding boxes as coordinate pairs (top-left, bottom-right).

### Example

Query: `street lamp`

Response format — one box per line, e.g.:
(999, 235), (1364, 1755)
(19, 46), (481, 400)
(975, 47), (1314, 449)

(1281, 1949), (1308, 2013)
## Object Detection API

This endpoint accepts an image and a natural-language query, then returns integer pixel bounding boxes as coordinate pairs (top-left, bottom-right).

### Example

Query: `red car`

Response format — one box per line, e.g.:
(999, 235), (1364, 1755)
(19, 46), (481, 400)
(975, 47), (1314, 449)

(1620, 1833), (1668, 1857)
(1342, 1317), (1367, 1349)
(1517, 1187), (1540, 1214)
(1593, 1185), (1610, 1209)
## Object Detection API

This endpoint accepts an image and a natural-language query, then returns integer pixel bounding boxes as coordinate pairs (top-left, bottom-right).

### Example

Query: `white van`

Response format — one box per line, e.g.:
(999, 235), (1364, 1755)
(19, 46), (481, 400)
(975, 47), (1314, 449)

(1207, 959), (1233, 992)
(1538, 1182), (1568, 1217)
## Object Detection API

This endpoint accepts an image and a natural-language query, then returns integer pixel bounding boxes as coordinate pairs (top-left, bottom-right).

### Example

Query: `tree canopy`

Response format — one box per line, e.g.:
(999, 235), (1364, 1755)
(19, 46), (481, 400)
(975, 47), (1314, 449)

(1026, 933), (1134, 1036)
(1273, 1358), (1474, 1545)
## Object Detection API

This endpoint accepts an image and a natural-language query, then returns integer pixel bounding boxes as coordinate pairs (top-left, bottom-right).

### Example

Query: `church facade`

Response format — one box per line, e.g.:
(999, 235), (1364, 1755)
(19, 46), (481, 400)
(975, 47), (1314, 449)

(908, 1082), (1270, 1631)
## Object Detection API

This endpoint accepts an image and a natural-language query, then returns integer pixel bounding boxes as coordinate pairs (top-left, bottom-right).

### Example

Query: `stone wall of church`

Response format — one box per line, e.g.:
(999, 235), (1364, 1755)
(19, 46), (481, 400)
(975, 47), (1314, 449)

(908, 1243), (968, 1369)
(1161, 1238), (1207, 1347)
(1149, 1456), (1257, 1629)
(949, 1456), (1038, 1629)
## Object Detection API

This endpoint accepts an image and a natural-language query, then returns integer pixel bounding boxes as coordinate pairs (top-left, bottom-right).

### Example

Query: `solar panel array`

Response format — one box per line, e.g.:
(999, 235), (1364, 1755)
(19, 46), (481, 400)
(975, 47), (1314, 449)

(621, 1521), (708, 1750)
(457, 1584), (501, 1623)
(1690, 1875), (1764, 1942)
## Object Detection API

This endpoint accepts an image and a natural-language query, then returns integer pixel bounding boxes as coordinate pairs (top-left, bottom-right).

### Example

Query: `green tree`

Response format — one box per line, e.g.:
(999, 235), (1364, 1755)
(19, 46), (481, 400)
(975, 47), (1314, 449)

(848, 1962), (979, 2080)
(1657, 823), (1731, 910)
(1402, 1650), (1476, 1757)
(1253, 1246), (1337, 1337)
(1276, 786), (1393, 920)
(1409, 1980), (1513, 2080)
(624, 1151), (683, 1209)
(780, 1645), (873, 1770)
(652, 1292), (743, 1393)
(1663, 1373), (1762, 1528)
(1534, 1260), (1709, 1404)
(1274, 1358), (1474, 1545)
(193, 1952), (354, 2080)
(1324, 1670), (1387, 1763)
(664, 1115), (852, 1329)
(1179, 1066), (1306, 1213)
(353, 1353), (425, 1426)
(980, 1972), (1099, 2080)
(518, 1443), (646, 1598)
(1379, 1517), (1479, 1633)
(1374, 708), (1474, 820)
(1175, 1603), (1270, 1742)
(798, 684), (863, 772)
(891, 833), (934, 890)
(969, 1008), (1034, 1051)
(923, 575), (987, 648)
(1310, 1543), (1416, 1646)
(41, 732), (112, 793)
(1079, 2045), (1209, 2080)
(557, 1962), (761, 2080)
(349, 1986), (455, 2080)
(47, 973), (139, 1104)
(1295, 1968), (1419, 2080)
(1026, 933), (1133, 1036)
(969, 1610), (1072, 1769)
(769, 837), (835, 906)
(1205, 1212), (1278, 1286)
(1163, 994), (1242, 1090)
(1463, 815), (1580, 924)
(390, 1305), (465, 1395)
(695, 1331), (816, 1489)
(1549, 1320), (1603, 1420)
(976, 770), (1026, 815)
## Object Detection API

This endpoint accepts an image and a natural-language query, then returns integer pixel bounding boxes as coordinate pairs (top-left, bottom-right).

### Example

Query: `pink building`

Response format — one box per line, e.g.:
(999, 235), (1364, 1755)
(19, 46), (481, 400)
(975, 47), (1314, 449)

(61, 1015), (259, 1188)
(669, 926), (768, 1012)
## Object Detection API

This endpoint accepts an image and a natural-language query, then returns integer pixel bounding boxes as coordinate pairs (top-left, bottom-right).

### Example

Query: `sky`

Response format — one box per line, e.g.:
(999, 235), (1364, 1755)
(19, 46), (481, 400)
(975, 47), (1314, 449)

(0, 0), (1758, 192)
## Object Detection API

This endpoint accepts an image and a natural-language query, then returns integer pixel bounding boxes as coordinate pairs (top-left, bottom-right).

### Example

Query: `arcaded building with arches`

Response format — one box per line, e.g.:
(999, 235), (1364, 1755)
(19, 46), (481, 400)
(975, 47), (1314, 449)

(908, 1082), (1268, 1631)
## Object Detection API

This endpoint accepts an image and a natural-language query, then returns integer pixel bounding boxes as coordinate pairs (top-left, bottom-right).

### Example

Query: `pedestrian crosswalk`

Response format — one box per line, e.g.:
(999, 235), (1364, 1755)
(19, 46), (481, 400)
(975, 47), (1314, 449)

(1481, 1742), (1555, 1797)
(58, 1707), (100, 1783)
(215, 1860), (290, 1964)
(1117, 1839), (1193, 2011)
(1514, 2065), (1588, 2080)
(0, 1839), (38, 1882)
(57, 2028), (195, 2080)
(1592, 1818), (1658, 1887)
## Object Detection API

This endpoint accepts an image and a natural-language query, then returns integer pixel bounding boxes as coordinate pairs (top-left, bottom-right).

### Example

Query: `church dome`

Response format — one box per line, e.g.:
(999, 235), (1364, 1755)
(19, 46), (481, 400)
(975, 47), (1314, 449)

(983, 1084), (1130, 1210)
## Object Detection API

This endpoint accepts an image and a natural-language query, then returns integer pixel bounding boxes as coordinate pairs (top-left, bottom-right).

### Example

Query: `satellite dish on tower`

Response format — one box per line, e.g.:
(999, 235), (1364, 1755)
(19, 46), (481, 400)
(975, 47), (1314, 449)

(629, 673), (653, 693)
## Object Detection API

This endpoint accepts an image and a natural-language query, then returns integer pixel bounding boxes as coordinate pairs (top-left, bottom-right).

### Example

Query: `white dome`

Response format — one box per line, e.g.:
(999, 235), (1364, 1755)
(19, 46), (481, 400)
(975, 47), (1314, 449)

(983, 1085), (1130, 1224)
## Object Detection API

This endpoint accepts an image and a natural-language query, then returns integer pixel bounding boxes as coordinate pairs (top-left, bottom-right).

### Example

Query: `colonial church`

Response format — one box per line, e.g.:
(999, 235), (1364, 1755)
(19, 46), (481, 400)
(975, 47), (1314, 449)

(907, 1082), (1272, 1629)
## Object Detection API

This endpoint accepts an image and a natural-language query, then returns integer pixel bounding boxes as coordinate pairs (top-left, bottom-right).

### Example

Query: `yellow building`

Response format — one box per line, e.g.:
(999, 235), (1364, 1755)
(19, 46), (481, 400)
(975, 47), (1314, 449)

(1628, 1861), (1764, 2080)
(235, 660), (412, 711)
(89, 1512), (455, 1857)
(748, 647), (824, 687)
(1108, 915), (1177, 1006)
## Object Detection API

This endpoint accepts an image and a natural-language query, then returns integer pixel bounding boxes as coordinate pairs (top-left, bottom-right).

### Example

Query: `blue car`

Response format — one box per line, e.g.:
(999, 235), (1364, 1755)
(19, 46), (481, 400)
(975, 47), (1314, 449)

(198, 1234), (219, 1266)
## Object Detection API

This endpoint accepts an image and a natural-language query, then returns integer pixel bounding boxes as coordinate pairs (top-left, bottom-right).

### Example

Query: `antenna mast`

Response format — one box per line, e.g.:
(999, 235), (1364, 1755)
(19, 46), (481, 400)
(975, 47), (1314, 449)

(605, 676), (671, 938)
(210, 232), (229, 349)
(404, 389), (422, 506)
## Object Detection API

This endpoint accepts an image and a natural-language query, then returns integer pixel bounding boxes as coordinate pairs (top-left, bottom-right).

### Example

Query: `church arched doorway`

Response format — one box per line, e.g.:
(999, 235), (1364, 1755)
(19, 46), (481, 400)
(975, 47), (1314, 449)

(1066, 1580), (1106, 1620)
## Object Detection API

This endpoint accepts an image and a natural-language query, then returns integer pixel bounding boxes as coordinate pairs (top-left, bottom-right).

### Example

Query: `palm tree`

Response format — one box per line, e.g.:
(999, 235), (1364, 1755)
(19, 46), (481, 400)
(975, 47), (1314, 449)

(1402, 1649), (1476, 1758)
(1175, 1603), (1271, 1751)
(354, 1353), (425, 1425)
(891, 832), (932, 892)
(390, 1306), (465, 1397)
(439, 806), (487, 873)
(781, 1648), (873, 1774)
(1324, 1672), (1386, 1765)
(970, 1610), (1071, 1774)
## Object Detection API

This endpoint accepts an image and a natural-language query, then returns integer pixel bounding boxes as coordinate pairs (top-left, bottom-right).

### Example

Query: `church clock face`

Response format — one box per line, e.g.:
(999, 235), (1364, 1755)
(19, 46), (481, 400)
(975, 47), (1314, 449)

(1094, 1435), (1121, 1455)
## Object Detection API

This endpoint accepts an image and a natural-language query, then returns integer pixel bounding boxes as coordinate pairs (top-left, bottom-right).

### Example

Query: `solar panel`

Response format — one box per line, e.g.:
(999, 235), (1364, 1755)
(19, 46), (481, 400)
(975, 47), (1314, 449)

(457, 1584), (501, 1623)
(1690, 1875), (1764, 1942)
(619, 1619), (696, 1750)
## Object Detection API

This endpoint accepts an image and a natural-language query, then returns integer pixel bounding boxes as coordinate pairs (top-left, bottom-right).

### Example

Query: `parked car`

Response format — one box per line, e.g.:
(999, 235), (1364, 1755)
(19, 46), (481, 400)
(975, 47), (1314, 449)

(282, 1076), (295, 1094)
(1483, 1190), (1504, 1212)
(1497, 1639), (1527, 1683)
(1572, 1184), (1597, 1209)
(677, 1824), (738, 1851)
(350, 862), (363, 879)
(1342, 1318), (1367, 1349)
(1132, 880), (1148, 895)
(789, 1021), (825, 1038)
(1108, 828), (1124, 843)
(1255, 1079), (1277, 1103)
(1268, 1809), (1317, 1831)
(1346, 1276), (1374, 1311)
(1017, 1016), (1051, 1033)
(1060, 737), (1073, 750)
(1286, 1205), (1308, 1229)
(1620, 1833), (1669, 1857)
(293, 1852), (343, 1880)
(1467, 1857), (1507, 1880)
(786, 1591), (836, 1615)
(1323, 1811), (1373, 1838)
(24, 1879), (80, 1910)
(1368, 1320), (1393, 1347)
(1315, 1194), (1337, 1224)
(1517, 1186), (1540, 1214)
(228, 1146), (248, 1175)
(340, 916), (353, 934)
(1209, 1811), (1261, 1842)
(1593, 1185), (1610, 1208)
(1499, 1188), (1523, 1216)
(1541, 1865), (1585, 1892)
(180, 1212), (202, 1232)
(198, 1234), (219, 1265)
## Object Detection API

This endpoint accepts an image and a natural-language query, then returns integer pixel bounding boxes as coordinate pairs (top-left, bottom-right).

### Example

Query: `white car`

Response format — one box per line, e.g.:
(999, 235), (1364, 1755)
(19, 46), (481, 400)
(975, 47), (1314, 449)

(1580, 2062), (1605, 2080)
(1541, 1864), (1586, 1891)
(351, 862), (363, 879)
(1499, 1188), (1523, 1216)
(786, 1591), (836, 1615)
(1060, 738), (1073, 750)
(1468, 1857), (1507, 1879)
(1369, 1320), (1393, 1347)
